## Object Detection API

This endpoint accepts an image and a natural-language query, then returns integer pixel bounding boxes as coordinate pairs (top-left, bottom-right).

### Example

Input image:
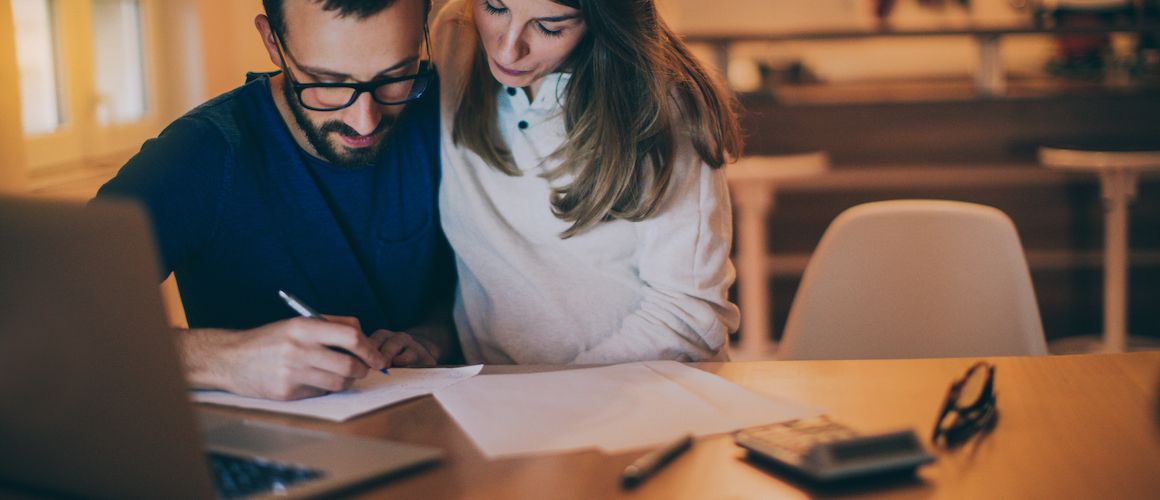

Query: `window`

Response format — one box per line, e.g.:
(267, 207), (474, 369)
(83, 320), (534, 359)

(91, 0), (147, 125)
(11, 0), (63, 135)
(10, 0), (161, 172)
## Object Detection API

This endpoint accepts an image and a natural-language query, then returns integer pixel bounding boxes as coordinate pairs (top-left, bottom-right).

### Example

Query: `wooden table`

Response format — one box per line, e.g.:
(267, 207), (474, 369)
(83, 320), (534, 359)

(1040, 147), (1160, 354)
(200, 353), (1160, 499)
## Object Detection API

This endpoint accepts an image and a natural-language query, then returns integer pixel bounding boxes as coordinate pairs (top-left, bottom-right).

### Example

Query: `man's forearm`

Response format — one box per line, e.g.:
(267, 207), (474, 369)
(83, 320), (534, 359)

(174, 328), (239, 391)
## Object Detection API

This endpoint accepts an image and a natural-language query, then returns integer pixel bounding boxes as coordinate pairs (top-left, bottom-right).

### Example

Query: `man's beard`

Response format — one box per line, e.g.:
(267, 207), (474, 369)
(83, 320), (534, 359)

(283, 80), (395, 168)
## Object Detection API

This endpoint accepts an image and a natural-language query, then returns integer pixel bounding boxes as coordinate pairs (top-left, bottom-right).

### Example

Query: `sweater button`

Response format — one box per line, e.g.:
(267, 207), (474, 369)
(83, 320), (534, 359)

(517, 120), (529, 130)
(507, 87), (517, 96)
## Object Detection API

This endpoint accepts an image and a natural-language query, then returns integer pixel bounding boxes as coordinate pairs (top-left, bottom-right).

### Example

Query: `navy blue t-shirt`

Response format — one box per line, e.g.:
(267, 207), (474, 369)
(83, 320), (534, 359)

(96, 73), (452, 333)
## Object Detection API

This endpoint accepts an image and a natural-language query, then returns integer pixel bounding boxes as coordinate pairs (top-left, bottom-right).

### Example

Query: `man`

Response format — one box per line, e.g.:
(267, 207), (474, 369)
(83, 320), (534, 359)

(96, 0), (453, 401)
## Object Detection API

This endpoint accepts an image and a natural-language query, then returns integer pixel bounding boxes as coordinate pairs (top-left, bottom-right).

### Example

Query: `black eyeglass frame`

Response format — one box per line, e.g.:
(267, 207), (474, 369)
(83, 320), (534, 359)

(931, 361), (998, 446)
(273, 26), (435, 111)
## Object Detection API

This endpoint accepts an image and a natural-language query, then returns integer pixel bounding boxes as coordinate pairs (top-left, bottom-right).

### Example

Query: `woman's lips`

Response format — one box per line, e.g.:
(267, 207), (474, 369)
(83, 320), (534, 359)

(494, 60), (531, 77)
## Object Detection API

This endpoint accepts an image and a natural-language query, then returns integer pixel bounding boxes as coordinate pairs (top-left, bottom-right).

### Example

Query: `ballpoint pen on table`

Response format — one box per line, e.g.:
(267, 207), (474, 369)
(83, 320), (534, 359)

(621, 434), (693, 489)
(277, 290), (388, 375)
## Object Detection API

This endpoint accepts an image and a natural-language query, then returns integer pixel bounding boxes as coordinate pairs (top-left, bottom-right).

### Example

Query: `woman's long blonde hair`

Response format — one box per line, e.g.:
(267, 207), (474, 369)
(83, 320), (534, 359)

(452, 0), (742, 238)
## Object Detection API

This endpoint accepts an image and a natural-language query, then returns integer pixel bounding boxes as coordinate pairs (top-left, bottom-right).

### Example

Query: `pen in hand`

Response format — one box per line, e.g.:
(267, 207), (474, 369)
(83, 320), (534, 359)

(620, 434), (693, 489)
(277, 290), (388, 375)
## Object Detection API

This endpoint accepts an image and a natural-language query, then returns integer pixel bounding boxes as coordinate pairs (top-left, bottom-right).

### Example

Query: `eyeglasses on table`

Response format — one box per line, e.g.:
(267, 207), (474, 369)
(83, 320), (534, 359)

(932, 361), (998, 447)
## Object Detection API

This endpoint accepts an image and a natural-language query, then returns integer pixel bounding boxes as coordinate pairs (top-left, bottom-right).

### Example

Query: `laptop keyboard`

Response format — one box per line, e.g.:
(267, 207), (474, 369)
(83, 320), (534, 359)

(208, 451), (325, 499)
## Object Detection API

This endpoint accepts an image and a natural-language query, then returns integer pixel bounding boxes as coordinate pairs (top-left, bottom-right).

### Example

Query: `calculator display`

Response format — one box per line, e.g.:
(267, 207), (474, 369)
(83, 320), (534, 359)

(830, 434), (922, 462)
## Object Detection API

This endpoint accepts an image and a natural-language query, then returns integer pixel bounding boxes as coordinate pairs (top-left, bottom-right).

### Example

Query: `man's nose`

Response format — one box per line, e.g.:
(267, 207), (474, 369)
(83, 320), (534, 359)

(342, 91), (382, 137)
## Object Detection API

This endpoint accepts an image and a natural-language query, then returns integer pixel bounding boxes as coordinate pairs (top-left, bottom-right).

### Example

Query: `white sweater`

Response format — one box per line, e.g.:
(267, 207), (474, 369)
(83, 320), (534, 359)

(433, 2), (739, 364)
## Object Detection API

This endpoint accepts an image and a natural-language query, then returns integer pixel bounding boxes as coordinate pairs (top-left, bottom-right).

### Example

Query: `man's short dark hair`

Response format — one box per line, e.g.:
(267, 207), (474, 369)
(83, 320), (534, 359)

(264, 0), (424, 39)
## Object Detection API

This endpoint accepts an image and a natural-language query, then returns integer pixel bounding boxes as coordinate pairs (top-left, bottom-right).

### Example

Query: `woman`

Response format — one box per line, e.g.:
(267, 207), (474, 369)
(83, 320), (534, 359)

(433, 0), (743, 364)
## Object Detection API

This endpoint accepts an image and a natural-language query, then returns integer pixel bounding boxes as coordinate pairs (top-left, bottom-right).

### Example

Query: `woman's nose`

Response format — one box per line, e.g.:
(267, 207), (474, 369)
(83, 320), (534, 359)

(494, 26), (528, 65)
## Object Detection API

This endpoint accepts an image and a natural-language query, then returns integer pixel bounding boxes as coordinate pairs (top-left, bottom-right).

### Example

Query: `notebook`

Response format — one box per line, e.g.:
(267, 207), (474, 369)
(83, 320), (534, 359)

(0, 195), (441, 499)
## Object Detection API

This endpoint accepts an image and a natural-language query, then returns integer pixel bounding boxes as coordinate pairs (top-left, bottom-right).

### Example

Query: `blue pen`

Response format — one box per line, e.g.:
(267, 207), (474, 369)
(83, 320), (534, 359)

(277, 290), (388, 375)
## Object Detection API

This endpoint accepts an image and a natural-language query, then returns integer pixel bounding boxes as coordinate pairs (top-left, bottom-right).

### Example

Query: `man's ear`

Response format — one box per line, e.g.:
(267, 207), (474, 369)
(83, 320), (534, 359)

(255, 14), (284, 69)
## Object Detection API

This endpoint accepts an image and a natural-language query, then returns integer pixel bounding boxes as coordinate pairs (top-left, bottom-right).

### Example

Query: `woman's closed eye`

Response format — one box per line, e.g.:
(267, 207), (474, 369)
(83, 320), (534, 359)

(481, 0), (567, 38)
(536, 22), (563, 37)
(481, 0), (507, 15)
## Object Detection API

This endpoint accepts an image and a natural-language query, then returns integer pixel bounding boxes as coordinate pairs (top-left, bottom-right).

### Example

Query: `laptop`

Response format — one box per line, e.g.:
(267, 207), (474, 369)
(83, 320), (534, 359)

(0, 195), (442, 499)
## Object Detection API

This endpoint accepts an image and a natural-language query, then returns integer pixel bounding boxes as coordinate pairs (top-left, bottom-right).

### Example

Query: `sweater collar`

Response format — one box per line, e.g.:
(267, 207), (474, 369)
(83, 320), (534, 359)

(504, 72), (571, 113)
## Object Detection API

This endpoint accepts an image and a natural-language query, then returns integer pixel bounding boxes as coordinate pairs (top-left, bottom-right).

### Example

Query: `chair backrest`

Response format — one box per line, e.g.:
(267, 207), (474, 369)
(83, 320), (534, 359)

(778, 200), (1048, 360)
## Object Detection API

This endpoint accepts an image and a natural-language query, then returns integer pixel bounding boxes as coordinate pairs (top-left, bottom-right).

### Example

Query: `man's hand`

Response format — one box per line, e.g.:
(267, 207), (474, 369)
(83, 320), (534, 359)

(370, 329), (438, 368)
(179, 317), (387, 401)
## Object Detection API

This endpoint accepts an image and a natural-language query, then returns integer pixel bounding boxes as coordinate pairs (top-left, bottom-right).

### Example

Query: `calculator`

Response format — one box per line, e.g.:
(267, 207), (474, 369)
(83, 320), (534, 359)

(735, 416), (935, 483)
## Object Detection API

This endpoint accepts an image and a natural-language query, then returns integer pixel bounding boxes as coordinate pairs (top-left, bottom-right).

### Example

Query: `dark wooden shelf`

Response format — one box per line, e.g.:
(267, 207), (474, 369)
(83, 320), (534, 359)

(682, 21), (1160, 45)
(682, 19), (1160, 101)
(762, 78), (1160, 105)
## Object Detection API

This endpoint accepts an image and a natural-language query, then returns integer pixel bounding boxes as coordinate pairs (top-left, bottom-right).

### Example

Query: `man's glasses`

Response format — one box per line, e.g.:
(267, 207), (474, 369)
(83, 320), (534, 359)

(273, 29), (434, 112)
(931, 361), (998, 447)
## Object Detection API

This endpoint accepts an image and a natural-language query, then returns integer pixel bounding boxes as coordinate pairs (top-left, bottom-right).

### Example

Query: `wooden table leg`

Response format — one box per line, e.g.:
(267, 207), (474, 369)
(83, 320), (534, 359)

(1099, 169), (1137, 353)
(732, 181), (776, 359)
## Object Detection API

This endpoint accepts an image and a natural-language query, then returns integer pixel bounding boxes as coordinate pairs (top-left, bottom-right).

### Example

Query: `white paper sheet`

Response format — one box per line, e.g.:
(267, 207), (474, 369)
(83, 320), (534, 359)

(192, 365), (483, 422)
(433, 361), (821, 458)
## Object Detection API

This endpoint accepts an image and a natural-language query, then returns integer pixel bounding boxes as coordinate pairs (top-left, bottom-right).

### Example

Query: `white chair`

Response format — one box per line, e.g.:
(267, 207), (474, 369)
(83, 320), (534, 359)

(778, 200), (1048, 360)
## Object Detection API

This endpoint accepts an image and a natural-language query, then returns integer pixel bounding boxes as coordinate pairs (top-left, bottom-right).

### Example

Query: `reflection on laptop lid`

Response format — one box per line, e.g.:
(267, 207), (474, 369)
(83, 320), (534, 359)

(0, 196), (441, 499)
